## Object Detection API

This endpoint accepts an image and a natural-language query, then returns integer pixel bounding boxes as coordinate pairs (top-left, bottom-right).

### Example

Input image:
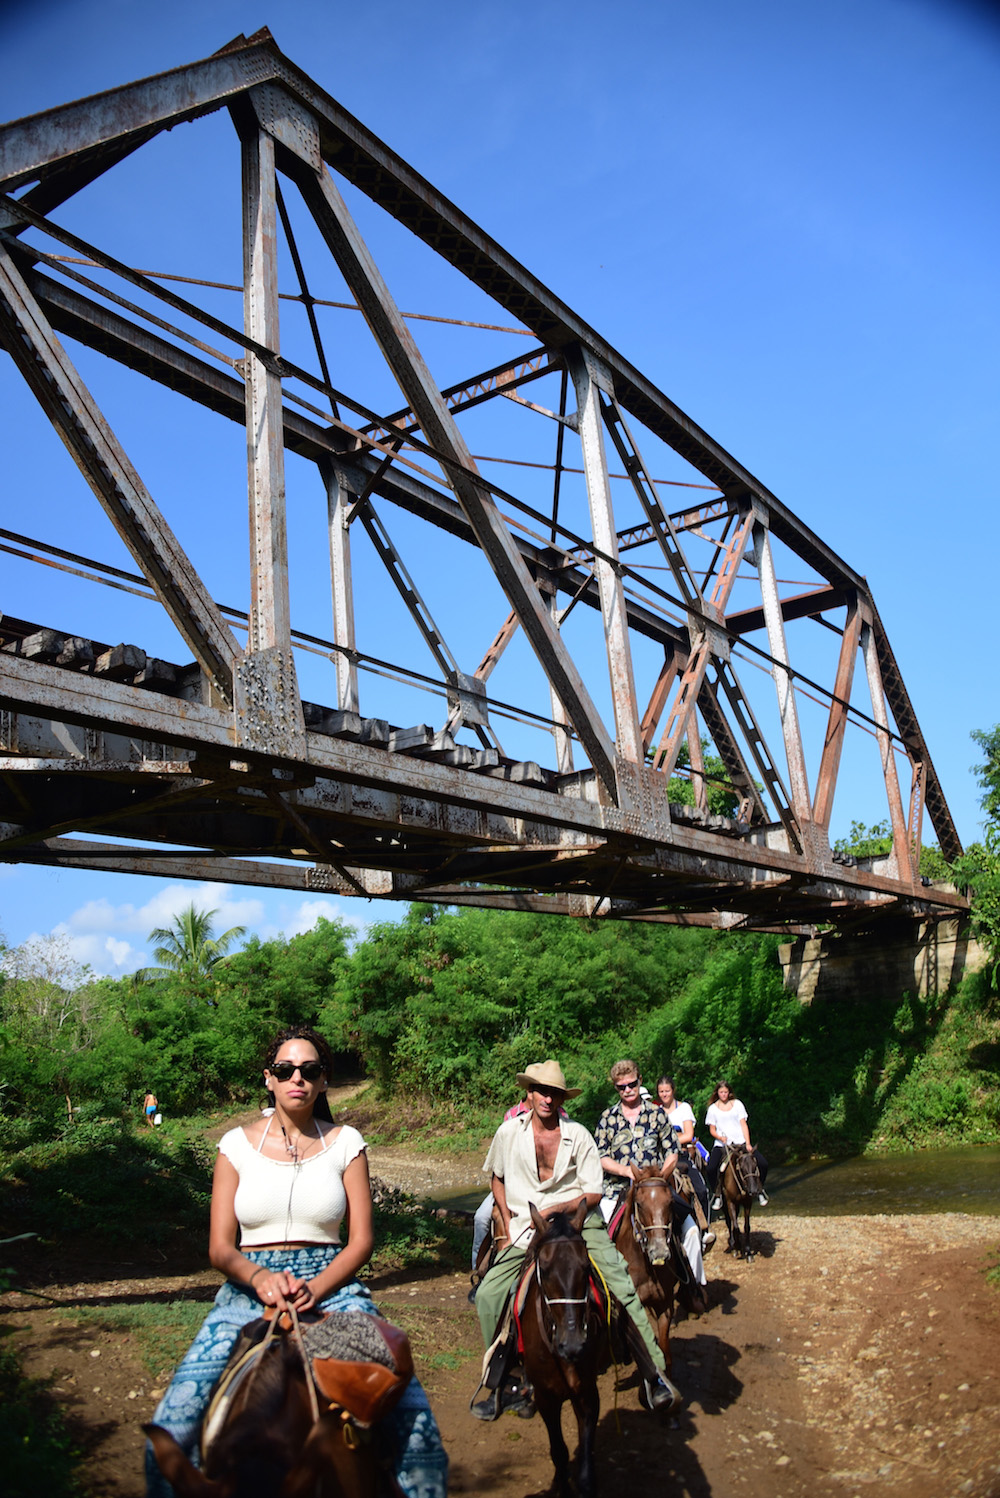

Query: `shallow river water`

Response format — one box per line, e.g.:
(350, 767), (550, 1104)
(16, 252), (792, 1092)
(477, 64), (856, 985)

(764, 1144), (1000, 1216)
(429, 1144), (1000, 1217)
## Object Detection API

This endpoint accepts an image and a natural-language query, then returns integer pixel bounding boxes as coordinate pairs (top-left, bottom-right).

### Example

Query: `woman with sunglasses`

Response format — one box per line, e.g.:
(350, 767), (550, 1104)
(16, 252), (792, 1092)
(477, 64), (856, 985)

(146, 1025), (448, 1498)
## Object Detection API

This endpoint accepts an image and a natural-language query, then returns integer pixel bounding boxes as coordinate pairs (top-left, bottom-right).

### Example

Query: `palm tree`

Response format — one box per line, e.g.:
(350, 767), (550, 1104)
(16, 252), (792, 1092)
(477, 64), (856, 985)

(139, 905), (247, 982)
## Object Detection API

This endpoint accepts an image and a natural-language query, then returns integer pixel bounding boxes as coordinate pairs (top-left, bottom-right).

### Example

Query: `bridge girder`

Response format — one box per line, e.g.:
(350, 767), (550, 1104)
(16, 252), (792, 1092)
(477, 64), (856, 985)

(0, 30), (964, 932)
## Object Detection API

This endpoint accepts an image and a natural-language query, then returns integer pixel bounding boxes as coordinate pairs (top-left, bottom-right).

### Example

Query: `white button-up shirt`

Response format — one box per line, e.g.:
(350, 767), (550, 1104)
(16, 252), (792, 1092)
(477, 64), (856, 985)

(483, 1110), (603, 1247)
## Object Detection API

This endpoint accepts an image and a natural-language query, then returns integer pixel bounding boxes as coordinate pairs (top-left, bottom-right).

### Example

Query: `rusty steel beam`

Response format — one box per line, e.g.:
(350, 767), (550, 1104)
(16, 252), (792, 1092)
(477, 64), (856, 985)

(364, 348), (557, 441)
(284, 143), (619, 797)
(0, 244), (239, 703)
(567, 347), (642, 767)
(813, 595), (862, 832)
(726, 585), (849, 637)
(753, 515), (811, 827)
(239, 116), (292, 657)
(651, 512), (752, 781)
(861, 618), (913, 882)
(869, 602), (961, 863)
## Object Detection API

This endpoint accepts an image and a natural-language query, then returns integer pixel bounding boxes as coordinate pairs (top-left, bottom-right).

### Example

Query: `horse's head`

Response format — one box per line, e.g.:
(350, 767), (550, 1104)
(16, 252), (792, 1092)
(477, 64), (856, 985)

(630, 1166), (673, 1266)
(726, 1143), (761, 1201)
(528, 1199), (591, 1361)
(145, 1328), (376, 1498)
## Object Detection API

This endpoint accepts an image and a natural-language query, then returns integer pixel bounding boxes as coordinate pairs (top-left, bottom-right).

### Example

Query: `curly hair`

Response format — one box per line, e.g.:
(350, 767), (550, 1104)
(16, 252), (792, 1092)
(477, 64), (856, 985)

(263, 1026), (335, 1123)
(609, 1058), (640, 1083)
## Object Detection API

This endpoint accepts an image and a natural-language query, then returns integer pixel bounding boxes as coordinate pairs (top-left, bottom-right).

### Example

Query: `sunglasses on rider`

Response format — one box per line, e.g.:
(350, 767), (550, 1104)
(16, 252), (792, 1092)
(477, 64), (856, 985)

(615, 1078), (640, 1092)
(269, 1061), (325, 1082)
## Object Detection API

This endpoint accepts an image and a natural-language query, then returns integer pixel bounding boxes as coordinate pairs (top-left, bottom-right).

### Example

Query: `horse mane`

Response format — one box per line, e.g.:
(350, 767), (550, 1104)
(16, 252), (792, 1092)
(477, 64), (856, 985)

(539, 1209), (582, 1241)
(524, 1204), (585, 1269)
(206, 1339), (301, 1490)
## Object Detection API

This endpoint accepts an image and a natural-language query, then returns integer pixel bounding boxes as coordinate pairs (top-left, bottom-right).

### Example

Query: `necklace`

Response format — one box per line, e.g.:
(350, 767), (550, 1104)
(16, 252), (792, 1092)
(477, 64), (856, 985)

(279, 1118), (322, 1163)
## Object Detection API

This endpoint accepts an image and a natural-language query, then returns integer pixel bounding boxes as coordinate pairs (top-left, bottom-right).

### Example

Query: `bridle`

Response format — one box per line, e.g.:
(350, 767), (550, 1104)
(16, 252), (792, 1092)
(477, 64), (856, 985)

(629, 1176), (673, 1261)
(533, 1239), (591, 1346)
(727, 1145), (761, 1200)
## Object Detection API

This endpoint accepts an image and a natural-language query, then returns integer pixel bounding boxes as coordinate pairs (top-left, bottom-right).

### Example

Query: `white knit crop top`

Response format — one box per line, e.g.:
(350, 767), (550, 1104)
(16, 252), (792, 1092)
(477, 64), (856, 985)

(217, 1122), (367, 1247)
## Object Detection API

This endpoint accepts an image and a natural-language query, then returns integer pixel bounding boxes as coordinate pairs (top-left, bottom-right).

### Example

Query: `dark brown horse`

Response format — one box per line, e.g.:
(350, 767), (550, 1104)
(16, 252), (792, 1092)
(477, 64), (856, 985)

(611, 1167), (689, 1374)
(720, 1142), (762, 1261)
(521, 1200), (603, 1498)
(145, 1313), (408, 1498)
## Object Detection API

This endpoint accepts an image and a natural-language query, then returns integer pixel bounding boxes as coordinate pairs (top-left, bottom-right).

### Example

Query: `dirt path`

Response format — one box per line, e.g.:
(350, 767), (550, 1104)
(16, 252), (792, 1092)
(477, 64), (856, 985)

(3, 1144), (999, 1498)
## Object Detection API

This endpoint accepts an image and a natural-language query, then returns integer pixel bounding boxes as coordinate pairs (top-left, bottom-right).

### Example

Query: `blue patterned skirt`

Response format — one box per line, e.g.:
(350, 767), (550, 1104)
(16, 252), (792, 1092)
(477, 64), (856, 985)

(145, 1246), (447, 1498)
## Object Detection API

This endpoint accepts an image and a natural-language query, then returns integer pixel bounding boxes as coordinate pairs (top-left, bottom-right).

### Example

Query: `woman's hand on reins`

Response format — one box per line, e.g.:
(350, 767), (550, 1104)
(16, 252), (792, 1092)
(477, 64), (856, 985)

(251, 1268), (308, 1311)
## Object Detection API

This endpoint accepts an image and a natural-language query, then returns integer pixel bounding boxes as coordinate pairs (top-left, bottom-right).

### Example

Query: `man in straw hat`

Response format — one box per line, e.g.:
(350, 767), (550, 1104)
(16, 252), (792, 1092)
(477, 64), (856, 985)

(471, 1059), (680, 1419)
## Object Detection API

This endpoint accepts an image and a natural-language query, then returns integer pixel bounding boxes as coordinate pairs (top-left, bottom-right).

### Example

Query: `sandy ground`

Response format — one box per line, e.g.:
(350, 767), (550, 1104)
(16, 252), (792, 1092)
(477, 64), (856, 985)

(3, 1139), (999, 1498)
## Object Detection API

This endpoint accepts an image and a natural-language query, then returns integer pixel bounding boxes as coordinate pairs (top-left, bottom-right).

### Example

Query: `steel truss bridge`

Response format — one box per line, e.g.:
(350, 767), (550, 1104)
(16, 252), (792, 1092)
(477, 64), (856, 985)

(0, 30), (966, 934)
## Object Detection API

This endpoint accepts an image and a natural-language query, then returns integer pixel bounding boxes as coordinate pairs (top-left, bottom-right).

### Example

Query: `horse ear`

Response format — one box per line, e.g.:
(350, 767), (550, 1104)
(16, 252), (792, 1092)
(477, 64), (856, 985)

(569, 1198), (588, 1232)
(143, 1425), (222, 1498)
(529, 1201), (547, 1235)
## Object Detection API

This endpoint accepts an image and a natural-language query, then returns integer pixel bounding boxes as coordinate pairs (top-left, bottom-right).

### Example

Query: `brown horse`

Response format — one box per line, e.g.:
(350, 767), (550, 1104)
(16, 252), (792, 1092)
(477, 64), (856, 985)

(611, 1167), (691, 1374)
(521, 1200), (603, 1498)
(145, 1312), (408, 1498)
(472, 1198), (509, 1291)
(720, 1142), (762, 1261)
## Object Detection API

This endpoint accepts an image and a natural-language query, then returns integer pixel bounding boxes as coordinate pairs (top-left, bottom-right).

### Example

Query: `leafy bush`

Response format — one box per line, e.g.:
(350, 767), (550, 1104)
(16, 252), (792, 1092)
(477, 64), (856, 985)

(0, 1340), (83, 1497)
(0, 1121), (212, 1244)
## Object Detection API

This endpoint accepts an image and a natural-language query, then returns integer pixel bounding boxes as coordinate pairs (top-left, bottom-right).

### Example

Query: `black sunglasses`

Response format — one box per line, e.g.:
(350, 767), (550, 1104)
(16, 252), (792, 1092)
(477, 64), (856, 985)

(270, 1061), (325, 1082)
(615, 1079), (640, 1092)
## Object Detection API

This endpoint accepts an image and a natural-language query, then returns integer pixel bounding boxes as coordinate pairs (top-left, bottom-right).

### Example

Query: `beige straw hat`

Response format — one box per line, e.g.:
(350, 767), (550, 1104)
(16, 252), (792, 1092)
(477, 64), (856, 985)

(515, 1059), (581, 1099)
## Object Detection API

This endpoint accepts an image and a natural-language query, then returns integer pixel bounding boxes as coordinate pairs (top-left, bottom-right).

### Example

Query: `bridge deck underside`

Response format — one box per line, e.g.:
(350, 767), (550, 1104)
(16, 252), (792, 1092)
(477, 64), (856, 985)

(0, 616), (964, 933)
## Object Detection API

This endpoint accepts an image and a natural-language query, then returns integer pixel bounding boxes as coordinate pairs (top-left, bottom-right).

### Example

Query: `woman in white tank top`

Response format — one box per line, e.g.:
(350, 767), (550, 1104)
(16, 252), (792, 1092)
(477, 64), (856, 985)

(145, 1025), (447, 1498)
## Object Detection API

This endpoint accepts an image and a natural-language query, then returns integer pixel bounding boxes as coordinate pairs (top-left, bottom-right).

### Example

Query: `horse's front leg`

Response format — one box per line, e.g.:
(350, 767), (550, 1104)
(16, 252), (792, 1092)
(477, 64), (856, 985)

(568, 1372), (600, 1498)
(532, 1390), (571, 1498)
(723, 1191), (739, 1256)
(743, 1202), (753, 1262)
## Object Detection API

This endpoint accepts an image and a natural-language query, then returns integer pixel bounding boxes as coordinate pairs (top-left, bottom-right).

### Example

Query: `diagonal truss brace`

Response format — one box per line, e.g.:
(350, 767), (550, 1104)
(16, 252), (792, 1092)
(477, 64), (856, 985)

(264, 100), (619, 799)
(349, 489), (498, 747)
(712, 659), (802, 852)
(0, 239), (239, 703)
(651, 511), (753, 780)
(600, 393), (706, 612)
(567, 347), (642, 765)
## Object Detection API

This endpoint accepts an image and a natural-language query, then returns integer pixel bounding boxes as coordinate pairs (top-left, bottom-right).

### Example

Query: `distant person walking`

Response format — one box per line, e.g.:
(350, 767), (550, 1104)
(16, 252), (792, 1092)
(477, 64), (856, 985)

(143, 1091), (158, 1128)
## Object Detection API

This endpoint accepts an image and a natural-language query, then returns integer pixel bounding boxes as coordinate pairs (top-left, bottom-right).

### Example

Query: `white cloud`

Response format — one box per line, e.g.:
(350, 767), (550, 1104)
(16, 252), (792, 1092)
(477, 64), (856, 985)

(105, 936), (134, 968)
(16, 880), (379, 980)
(288, 899), (362, 939)
(59, 883), (265, 941)
(43, 930), (143, 977)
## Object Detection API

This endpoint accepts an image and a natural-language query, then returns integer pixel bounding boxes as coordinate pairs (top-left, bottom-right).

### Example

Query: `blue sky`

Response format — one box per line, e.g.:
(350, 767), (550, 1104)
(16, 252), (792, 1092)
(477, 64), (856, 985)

(1, 0), (997, 975)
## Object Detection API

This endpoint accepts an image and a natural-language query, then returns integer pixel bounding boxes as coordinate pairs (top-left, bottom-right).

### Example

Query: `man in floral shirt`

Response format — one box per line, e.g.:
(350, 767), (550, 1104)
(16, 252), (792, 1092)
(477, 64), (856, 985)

(595, 1059), (708, 1309)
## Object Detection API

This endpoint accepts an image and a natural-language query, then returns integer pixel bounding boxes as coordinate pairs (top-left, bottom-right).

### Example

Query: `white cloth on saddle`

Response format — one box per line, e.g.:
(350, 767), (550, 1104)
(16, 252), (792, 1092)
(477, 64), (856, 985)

(482, 1111), (602, 1248)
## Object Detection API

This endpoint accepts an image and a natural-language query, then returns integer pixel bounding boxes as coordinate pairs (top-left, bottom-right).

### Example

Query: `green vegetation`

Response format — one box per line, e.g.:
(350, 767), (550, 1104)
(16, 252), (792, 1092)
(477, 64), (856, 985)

(64, 1301), (207, 1382)
(2, 894), (999, 1212)
(953, 725), (1000, 987)
(0, 1338), (83, 1498)
(833, 820), (951, 880)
